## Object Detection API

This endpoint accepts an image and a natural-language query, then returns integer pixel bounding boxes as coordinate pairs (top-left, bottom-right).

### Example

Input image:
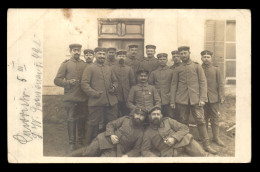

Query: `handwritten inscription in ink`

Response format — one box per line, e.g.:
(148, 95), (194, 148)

(13, 34), (43, 144)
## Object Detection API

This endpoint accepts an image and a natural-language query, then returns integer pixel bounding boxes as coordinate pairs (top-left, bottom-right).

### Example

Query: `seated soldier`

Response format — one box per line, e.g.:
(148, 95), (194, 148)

(127, 68), (161, 112)
(141, 107), (208, 157)
(67, 107), (147, 157)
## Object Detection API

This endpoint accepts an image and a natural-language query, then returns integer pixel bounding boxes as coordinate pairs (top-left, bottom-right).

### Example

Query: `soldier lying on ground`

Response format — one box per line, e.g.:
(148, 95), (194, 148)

(66, 107), (147, 157)
(141, 107), (208, 157)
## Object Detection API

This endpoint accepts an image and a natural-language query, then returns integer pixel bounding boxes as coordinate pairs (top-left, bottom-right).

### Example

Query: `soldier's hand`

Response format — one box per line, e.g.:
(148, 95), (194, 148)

(122, 154), (128, 157)
(68, 79), (79, 86)
(199, 101), (205, 107)
(170, 103), (175, 109)
(164, 137), (176, 147)
(220, 98), (225, 104)
(94, 91), (103, 98)
(110, 135), (119, 144)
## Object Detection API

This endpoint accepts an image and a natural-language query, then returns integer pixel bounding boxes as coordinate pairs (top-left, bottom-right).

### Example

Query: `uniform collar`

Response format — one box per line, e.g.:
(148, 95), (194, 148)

(107, 58), (117, 63)
(128, 55), (136, 60)
(158, 65), (169, 70)
(137, 83), (148, 87)
(145, 56), (156, 61)
(94, 61), (105, 67)
(182, 59), (192, 65)
(70, 57), (81, 62)
(117, 62), (125, 67)
(202, 62), (212, 68)
(171, 63), (181, 68)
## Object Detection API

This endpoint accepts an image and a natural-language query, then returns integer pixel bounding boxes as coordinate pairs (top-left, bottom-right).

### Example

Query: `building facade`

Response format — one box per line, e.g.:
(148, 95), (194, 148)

(43, 9), (237, 95)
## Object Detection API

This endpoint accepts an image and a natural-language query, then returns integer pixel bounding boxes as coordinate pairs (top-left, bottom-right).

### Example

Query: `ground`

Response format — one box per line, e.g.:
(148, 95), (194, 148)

(43, 91), (236, 157)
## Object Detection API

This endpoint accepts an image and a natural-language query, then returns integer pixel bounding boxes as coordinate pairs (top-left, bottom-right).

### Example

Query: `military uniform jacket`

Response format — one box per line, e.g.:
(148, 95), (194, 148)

(105, 59), (118, 66)
(54, 57), (87, 102)
(170, 59), (208, 105)
(111, 63), (136, 102)
(202, 63), (225, 103)
(125, 56), (141, 77)
(127, 83), (161, 112)
(96, 116), (144, 157)
(139, 57), (160, 74)
(81, 61), (118, 107)
(148, 66), (174, 105)
(141, 117), (193, 157)
(170, 63), (181, 70)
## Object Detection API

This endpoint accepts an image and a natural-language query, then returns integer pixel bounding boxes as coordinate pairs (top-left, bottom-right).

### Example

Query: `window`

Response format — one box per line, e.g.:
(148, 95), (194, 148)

(204, 20), (236, 85)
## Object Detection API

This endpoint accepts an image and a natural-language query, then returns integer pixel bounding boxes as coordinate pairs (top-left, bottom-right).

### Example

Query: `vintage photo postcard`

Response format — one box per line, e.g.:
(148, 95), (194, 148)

(7, 9), (251, 163)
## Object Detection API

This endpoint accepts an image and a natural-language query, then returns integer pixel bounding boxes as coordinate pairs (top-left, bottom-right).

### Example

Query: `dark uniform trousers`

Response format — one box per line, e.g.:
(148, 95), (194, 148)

(64, 101), (88, 146)
(86, 104), (118, 145)
(204, 103), (221, 128)
(118, 101), (130, 117)
(177, 103), (206, 125)
(161, 104), (177, 120)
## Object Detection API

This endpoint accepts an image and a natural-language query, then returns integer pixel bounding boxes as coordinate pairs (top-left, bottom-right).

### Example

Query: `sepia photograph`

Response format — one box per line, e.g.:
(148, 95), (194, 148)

(7, 9), (251, 163)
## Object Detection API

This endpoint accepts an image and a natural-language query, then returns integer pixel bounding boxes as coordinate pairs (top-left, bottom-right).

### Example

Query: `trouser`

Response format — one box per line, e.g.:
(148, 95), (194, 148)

(204, 102), (221, 129)
(85, 104), (118, 145)
(118, 101), (130, 117)
(67, 137), (117, 157)
(177, 103), (209, 144)
(64, 101), (88, 146)
(182, 139), (207, 156)
(161, 104), (179, 120)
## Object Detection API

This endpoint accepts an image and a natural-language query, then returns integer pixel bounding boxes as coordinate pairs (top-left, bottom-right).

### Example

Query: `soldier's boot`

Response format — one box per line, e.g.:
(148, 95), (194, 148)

(197, 118), (208, 142)
(197, 124), (217, 154)
(68, 121), (76, 151)
(77, 119), (86, 148)
(212, 124), (225, 147)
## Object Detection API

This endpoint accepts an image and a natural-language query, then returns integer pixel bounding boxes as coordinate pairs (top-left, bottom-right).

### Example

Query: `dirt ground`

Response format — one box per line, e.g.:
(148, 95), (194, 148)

(43, 94), (236, 157)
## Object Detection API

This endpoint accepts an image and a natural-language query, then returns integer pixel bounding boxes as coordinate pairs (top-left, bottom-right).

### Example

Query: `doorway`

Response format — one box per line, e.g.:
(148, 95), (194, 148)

(98, 18), (145, 57)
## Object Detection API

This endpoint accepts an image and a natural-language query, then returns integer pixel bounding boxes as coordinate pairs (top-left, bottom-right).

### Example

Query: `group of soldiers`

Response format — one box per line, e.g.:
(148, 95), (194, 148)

(54, 43), (225, 157)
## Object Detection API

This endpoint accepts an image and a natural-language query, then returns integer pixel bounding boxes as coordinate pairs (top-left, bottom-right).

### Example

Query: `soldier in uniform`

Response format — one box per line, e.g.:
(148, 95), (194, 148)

(83, 49), (94, 65)
(170, 50), (182, 70)
(112, 50), (136, 117)
(125, 44), (141, 78)
(127, 69), (161, 113)
(148, 53), (175, 119)
(139, 45), (160, 75)
(141, 107), (208, 157)
(67, 107), (147, 157)
(105, 47), (117, 66)
(81, 47), (119, 145)
(54, 44), (88, 151)
(201, 50), (225, 147)
(170, 46), (217, 154)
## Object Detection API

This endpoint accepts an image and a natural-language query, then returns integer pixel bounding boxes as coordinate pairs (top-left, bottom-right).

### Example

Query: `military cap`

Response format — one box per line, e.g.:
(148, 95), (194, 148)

(171, 50), (180, 55)
(117, 50), (127, 55)
(133, 107), (148, 116)
(148, 106), (161, 115)
(178, 46), (190, 52)
(69, 44), (82, 49)
(94, 47), (107, 53)
(83, 49), (94, 54)
(201, 50), (213, 56)
(157, 53), (168, 58)
(128, 44), (138, 49)
(146, 44), (156, 49)
(136, 68), (149, 76)
(107, 47), (117, 52)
